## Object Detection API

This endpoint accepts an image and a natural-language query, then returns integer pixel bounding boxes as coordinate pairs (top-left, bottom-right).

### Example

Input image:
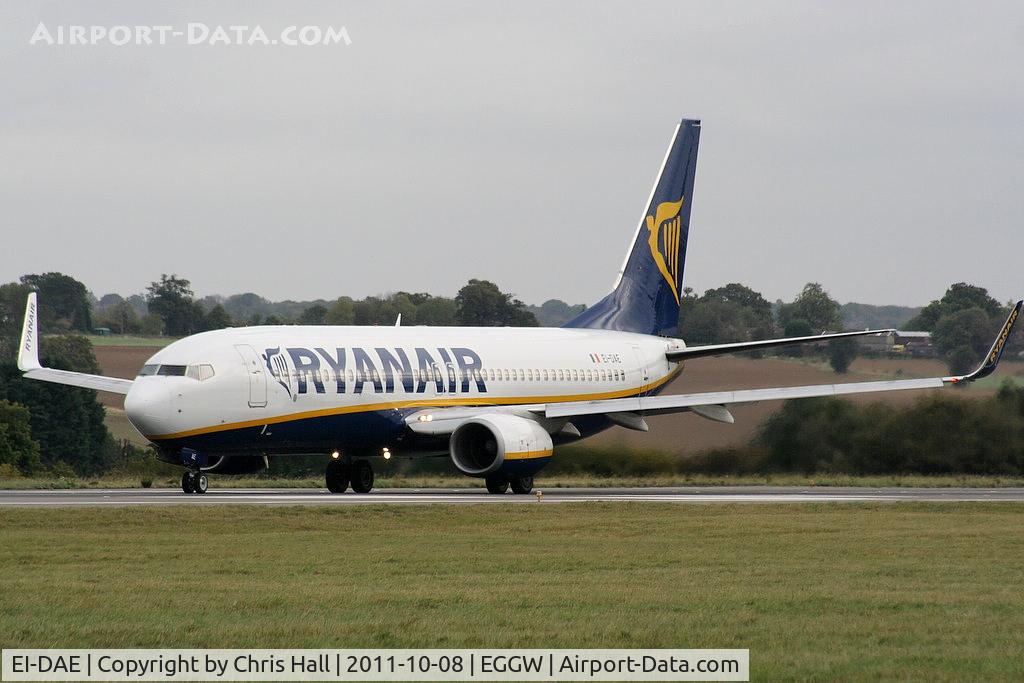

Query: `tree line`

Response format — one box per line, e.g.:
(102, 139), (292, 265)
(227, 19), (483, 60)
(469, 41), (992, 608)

(0, 270), (1019, 478)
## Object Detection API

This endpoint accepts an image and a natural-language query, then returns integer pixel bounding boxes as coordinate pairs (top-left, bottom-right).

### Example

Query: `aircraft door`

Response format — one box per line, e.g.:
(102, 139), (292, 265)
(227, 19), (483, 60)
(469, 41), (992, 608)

(234, 344), (267, 408)
(631, 344), (650, 395)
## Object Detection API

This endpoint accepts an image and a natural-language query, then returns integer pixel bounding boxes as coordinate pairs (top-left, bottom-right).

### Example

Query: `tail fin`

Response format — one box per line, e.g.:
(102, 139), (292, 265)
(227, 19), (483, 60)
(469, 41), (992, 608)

(565, 118), (700, 336)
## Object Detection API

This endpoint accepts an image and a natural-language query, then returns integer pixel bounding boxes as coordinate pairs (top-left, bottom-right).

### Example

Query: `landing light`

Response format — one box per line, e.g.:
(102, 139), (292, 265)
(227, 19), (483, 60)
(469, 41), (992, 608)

(382, 447), (392, 460)
(331, 450), (340, 459)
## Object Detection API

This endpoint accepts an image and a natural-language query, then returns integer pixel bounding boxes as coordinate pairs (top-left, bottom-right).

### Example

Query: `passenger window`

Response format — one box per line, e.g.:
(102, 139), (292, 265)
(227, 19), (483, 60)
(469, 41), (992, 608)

(518, 369), (525, 381)
(527, 369), (533, 381)
(542, 370), (549, 381)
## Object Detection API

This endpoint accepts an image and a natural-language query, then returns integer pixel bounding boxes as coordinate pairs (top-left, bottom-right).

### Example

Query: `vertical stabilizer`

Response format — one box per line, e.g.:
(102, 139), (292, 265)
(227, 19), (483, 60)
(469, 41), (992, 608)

(565, 118), (700, 336)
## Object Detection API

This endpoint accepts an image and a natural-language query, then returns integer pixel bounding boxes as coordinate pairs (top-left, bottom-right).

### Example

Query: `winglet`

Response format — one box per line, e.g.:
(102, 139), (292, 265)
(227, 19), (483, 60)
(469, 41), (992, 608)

(17, 293), (41, 371)
(947, 299), (1022, 383)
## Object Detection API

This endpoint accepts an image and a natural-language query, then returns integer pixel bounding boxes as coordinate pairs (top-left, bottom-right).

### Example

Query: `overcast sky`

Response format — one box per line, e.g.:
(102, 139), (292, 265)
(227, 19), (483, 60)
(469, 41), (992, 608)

(2, 1), (1022, 308)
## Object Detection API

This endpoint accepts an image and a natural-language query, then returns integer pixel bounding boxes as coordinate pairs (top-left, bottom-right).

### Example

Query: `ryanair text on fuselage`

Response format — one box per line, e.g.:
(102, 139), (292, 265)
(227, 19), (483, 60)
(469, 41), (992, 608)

(264, 346), (487, 396)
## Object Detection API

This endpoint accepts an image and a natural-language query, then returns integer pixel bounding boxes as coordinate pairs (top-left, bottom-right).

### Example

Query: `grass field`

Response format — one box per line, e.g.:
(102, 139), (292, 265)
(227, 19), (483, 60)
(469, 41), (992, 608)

(84, 334), (174, 347)
(2, 504), (1024, 680)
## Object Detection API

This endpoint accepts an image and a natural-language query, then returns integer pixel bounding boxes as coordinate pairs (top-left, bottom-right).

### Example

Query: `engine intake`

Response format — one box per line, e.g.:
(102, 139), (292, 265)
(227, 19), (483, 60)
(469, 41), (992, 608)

(449, 414), (553, 478)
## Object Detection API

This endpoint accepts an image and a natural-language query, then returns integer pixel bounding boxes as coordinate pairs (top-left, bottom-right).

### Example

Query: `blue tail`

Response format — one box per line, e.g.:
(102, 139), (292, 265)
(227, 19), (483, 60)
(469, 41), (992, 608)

(565, 118), (700, 337)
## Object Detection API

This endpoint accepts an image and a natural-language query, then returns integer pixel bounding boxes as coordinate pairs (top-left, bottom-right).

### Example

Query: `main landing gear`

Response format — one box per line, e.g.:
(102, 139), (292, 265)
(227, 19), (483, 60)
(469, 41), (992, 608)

(326, 456), (375, 494)
(485, 475), (534, 495)
(181, 470), (208, 494)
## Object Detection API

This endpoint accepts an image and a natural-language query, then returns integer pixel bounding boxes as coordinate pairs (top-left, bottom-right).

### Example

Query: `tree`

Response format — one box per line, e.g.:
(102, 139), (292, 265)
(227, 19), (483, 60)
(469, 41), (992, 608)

(829, 338), (858, 374)
(96, 293), (124, 311)
(908, 283), (1002, 330)
(325, 297), (355, 325)
(96, 301), (140, 334)
(299, 304), (328, 325)
(782, 319), (813, 357)
(779, 283), (841, 333)
(353, 297), (395, 326)
(0, 335), (111, 474)
(203, 304), (234, 331)
(20, 272), (92, 332)
(0, 399), (41, 475)
(678, 283), (775, 345)
(416, 296), (458, 326)
(931, 307), (995, 372)
(146, 274), (199, 336)
(529, 299), (587, 327)
(455, 279), (538, 327)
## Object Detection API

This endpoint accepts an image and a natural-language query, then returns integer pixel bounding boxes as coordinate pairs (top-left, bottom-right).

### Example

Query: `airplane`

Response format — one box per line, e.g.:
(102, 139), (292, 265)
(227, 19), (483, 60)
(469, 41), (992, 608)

(15, 118), (1022, 495)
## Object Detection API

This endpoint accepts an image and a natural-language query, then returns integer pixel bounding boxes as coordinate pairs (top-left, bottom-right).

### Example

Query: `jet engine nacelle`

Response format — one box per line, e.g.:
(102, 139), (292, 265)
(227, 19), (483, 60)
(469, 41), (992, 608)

(449, 414), (553, 478)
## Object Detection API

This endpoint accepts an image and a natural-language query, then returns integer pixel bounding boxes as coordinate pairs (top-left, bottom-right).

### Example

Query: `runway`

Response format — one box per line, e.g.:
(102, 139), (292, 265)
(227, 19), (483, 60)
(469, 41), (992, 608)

(2, 486), (1024, 507)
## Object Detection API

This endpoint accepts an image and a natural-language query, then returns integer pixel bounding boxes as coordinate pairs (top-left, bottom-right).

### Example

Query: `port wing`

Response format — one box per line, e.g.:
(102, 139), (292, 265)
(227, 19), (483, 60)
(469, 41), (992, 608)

(17, 293), (133, 395)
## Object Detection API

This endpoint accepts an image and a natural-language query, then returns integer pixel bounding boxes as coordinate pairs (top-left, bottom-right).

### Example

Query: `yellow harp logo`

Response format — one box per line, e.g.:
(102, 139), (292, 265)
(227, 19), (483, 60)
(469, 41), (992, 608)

(646, 196), (685, 304)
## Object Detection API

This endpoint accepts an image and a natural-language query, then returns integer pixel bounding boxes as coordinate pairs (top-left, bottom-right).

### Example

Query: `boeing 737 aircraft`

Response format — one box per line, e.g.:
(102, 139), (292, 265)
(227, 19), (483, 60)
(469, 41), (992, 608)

(16, 119), (1022, 494)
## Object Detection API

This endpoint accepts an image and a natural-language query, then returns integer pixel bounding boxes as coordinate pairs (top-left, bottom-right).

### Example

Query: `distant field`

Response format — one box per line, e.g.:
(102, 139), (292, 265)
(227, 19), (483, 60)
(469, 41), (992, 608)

(85, 335), (173, 347)
(2, 504), (1023, 680)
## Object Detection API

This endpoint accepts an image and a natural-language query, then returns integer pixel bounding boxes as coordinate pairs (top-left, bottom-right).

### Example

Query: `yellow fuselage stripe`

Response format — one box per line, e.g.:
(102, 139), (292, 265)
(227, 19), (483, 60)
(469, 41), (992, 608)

(149, 367), (681, 441)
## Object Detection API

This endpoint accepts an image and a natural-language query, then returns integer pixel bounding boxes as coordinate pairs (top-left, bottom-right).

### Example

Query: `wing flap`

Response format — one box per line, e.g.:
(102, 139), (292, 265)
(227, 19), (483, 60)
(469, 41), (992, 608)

(544, 377), (944, 419)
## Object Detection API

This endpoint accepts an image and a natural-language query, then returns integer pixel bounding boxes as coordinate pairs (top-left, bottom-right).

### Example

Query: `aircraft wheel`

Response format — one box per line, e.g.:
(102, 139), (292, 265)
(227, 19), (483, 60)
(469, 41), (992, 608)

(485, 476), (509, 494)
(350, 459), (374, 493)
(326, 458), (350, 494)
(195, 473), (209, 494)
(510, 476), (534, 494)
(181, 471), (196, 494)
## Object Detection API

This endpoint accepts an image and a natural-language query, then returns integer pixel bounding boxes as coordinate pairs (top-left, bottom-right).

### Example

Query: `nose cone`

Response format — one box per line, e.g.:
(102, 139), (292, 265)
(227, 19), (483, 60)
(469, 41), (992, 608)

(124, 382), (172, 438)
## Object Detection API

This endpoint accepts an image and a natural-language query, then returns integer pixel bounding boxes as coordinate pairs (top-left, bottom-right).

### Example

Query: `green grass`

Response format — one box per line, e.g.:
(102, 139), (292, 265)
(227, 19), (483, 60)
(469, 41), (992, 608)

(83, 334), (174, 347)
(7, 473), (1024, 490)
(2, 504), (1023, 680)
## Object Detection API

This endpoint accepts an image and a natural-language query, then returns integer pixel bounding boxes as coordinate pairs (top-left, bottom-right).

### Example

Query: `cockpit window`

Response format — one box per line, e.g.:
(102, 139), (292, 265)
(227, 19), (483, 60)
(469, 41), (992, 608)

(140, 363), (214, 379)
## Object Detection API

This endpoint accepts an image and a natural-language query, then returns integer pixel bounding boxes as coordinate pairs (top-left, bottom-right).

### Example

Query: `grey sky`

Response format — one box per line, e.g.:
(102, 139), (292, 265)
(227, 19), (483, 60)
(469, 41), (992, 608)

(2, 1), (1022, 308)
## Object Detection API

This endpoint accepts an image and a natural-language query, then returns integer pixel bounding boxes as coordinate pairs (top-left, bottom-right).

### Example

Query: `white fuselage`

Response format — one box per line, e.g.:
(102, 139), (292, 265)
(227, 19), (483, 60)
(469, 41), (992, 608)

(124, 325), (682, 454)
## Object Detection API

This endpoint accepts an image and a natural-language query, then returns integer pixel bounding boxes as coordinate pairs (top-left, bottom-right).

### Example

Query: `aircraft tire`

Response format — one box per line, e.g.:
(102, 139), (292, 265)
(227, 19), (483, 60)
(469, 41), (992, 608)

(510, 476), (534, 494)
(485, 476), (509, 494)
(326, 458), (350, 494)
(181, 471), (196, 494)
(195, 473), (209, 494)
(350, 459), (374, 493)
